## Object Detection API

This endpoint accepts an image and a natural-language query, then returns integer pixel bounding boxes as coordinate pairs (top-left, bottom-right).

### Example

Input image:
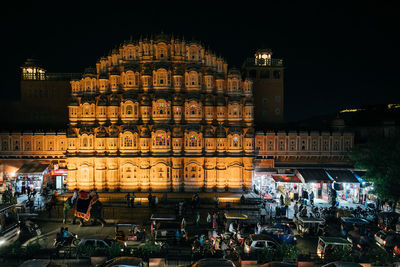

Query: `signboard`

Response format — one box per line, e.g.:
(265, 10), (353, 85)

(51, 169), (68, 176)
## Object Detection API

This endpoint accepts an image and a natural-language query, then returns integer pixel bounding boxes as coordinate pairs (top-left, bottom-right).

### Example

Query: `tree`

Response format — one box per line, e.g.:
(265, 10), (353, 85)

(349, 135), (400, 204)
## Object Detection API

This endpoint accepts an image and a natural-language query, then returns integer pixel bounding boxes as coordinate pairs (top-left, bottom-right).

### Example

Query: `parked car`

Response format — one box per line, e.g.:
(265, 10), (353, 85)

(77, 234), (121, 256)
(102, 256), (145, 267)
(191, 258), (236, 267)
(19, 259), (55, 267)
(261, 262), (297, 267)
(321, 261), (362, 267)
(374, 230), (400, 250)
(261, 223), (296, 244)
(244, 234), (278, 254)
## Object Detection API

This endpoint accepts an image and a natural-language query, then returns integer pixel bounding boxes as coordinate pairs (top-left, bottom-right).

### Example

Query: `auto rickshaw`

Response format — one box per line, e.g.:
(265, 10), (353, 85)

(317, 236), (352, 259)
(294, 216), (325, 237)
(224, 213), (249, 231)
(150, 214), (180, 245)
(114, 223), (146, 248)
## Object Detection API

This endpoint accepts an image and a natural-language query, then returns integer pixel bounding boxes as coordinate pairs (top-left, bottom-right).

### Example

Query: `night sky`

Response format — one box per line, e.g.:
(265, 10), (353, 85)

(1, 1), (399, 122)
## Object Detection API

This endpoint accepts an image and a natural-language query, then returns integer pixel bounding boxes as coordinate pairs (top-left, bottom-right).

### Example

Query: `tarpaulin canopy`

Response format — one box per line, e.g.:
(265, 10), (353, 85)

(326, 169), (360, 183)
(272, 174), (300, 183)
(297, 168), (331, 183)
(16, 163), (48, 174)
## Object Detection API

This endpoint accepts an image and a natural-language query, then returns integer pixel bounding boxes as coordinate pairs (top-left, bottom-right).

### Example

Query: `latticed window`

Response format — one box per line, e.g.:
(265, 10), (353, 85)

(188, 135), (198, 147)
(124, 136), (132, 147)
(155, 133), (166, 146)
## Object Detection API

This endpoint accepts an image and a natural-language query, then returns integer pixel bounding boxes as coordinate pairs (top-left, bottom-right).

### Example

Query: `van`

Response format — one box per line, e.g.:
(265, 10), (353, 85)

(316, 236), (352, 259)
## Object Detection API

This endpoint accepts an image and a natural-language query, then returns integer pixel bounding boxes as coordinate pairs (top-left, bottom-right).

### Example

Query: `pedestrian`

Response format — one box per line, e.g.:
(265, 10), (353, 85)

(275, 206), (281, 219)
(176, 229), (181, 245)
(240, 194), (246, 205)
(196, 211), (200, 226)
(260, 206), (266, 224)
(214, 195), (219, 209)
(130, 192), (136, 208)
(310, 191), (315, 206)
(284, 195), (291, 218)
(294, 201), (299, 218)
(181, 217), (186, 235)
(63, 197), (72, 224)
(126, 193), (131, 208)
(221, 240), (228, 259)
(280, 194), (284, 206)
(207, 212), (212, 228)
(212, 212), (218, 230)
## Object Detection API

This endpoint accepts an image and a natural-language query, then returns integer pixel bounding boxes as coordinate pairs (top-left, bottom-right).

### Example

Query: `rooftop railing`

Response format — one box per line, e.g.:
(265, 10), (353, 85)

(245, 57), (283, 67)
(22, 72), (82, 81)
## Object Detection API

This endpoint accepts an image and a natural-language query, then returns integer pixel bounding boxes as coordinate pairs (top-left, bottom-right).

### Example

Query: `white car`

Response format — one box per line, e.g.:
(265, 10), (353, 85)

(244, 234), (278, 254)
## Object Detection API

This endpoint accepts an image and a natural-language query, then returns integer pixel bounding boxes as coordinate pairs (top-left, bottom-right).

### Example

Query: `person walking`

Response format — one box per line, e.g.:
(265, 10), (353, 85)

(294, 201), (299, 218)
(310, 191), (315, 206)
(260, 206), (266, 224)
(284, 194), (291, 218)
(280, 194), (284, 206)
(63, 197), (72, 224)
(212, 212), (218, 230)
(214, 195), (219, 209)
(207, 212), (212, 228)
(196, 211), (201, 227)
(126, 193), (131, 208)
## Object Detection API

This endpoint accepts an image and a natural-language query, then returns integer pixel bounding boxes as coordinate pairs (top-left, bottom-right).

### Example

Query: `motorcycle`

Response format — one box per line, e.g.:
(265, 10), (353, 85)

(53, 232), (80, 248)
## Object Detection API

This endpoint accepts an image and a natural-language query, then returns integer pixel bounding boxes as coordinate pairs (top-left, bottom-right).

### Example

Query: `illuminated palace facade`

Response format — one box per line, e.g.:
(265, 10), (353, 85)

(64, 35), (255, 192)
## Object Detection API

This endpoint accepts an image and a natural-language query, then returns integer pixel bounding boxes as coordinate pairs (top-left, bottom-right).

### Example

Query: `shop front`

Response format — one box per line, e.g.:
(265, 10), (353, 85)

(326, 169), (360, 204)
(15, 163), (49, 193)
(353, 170), (376, 204)
(253, 168), (277, 199)
(272, 174), (302, 201)
(296, 169), (332, 202)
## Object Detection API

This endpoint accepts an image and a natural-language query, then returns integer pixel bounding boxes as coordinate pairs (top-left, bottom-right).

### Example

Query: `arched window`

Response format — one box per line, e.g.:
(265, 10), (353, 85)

(233, 136), (239, 147)
(126, 105), (133, 115)
(82, 137), (88, 147)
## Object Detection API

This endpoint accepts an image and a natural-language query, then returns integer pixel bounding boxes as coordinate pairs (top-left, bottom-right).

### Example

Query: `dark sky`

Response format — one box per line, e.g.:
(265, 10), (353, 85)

(1, 1), (399, 122)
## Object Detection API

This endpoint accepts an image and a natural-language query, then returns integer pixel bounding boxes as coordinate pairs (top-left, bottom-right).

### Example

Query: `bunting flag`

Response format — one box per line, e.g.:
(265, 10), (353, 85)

(74, 191), (93, 222)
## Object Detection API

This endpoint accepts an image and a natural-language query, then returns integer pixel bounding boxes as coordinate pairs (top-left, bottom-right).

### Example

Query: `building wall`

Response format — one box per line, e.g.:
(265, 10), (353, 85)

(242, 52), (284, 125)
(254, 130), (354, 167)
(66, 35), (255, 192)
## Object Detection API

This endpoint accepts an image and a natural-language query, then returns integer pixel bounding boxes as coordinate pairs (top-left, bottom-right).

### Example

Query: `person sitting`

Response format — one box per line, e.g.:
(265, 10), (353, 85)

(116, 230), (125, 241)
(62, 227), (73, 244)
(228, 222), (237, 235)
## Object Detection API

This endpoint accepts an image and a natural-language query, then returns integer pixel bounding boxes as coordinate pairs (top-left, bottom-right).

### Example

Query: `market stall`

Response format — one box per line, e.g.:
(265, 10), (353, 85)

(15, 163), (49, 193)
(272, 174), (302, 201)
(326, 169), (360, 204)
(296, 169), (332, 202)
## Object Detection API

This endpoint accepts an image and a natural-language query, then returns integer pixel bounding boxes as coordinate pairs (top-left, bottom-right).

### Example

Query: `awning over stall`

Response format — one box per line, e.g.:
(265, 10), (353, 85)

(16, 163), (49, 175)
(272, 174), (300, 183)
(297, 168), (331, 183)
(326, 169), (360, 183)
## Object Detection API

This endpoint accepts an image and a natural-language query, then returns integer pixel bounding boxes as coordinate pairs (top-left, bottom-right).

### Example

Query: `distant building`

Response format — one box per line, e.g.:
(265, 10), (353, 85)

(0, 58), (80, 130)
(242, 49), (284, 126)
